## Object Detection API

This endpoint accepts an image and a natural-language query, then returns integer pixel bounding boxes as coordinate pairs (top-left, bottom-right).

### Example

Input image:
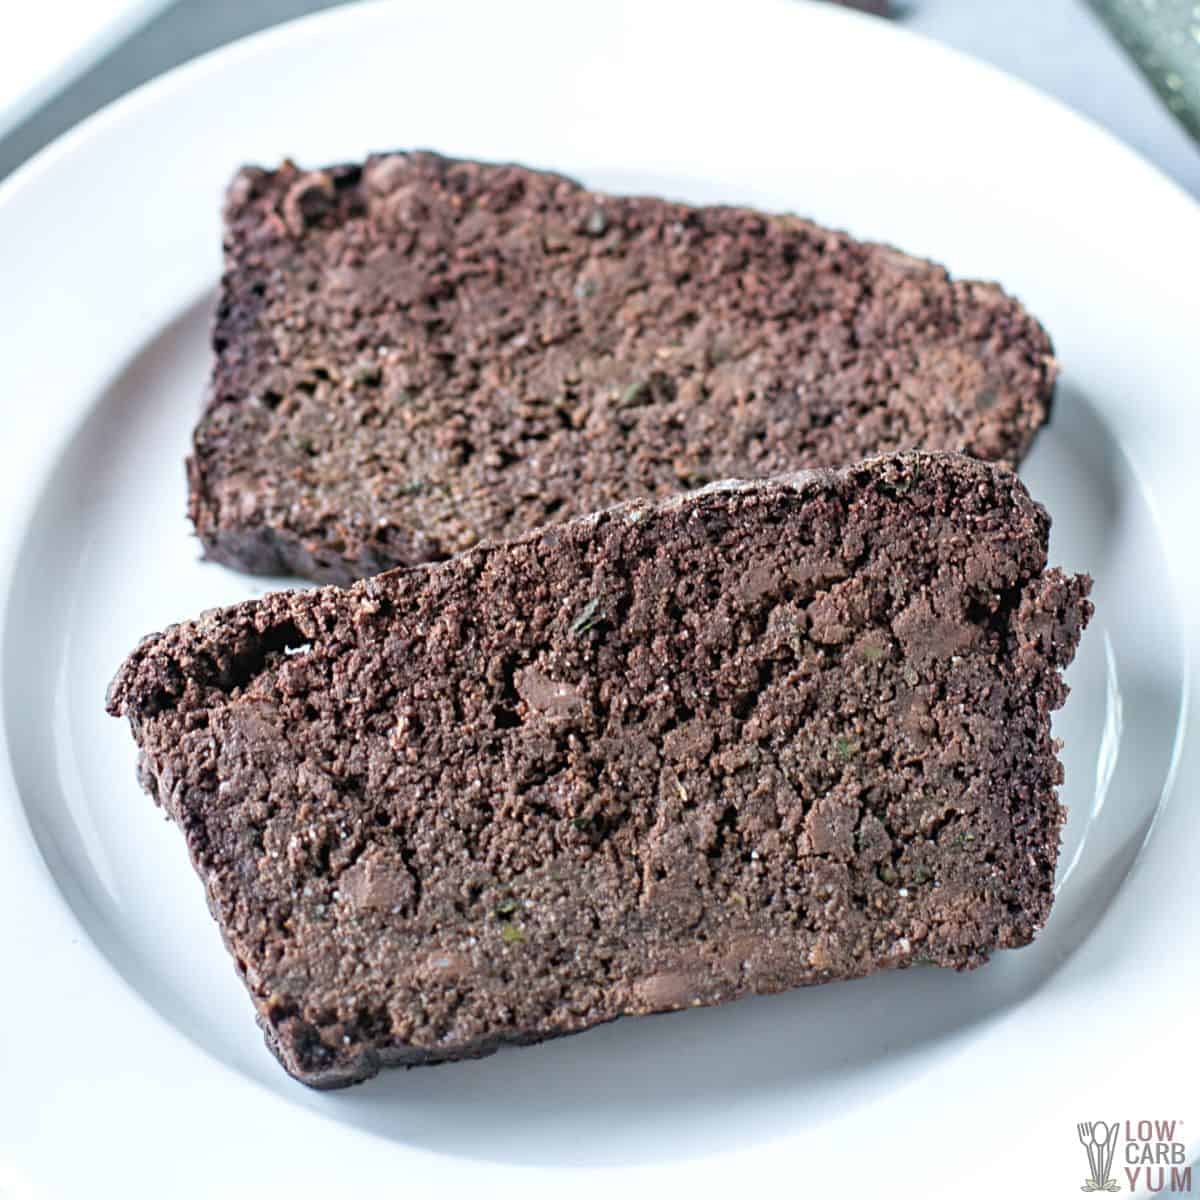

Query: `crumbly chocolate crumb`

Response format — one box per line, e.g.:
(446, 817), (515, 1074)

(190, 152), (1056, 583)
(111, 452), (1091, 1088)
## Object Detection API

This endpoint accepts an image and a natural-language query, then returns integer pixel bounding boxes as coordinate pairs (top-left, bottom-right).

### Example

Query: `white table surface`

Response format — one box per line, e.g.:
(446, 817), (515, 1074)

(0, 0), (172, 143)
(0, 0), (1198, 197)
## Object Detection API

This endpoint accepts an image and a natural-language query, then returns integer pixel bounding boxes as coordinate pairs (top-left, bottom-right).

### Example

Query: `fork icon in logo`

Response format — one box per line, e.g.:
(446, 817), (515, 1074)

(1078, 1121), (1120, 1192)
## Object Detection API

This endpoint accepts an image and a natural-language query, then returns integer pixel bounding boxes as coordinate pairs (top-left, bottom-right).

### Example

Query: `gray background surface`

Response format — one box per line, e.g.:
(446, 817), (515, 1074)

(1, 0), (1199, 197)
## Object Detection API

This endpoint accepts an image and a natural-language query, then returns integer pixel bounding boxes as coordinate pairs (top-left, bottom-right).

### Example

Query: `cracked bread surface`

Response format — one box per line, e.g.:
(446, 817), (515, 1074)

(191, 151), (1057, 583)
(110, 452), (1091, 1087)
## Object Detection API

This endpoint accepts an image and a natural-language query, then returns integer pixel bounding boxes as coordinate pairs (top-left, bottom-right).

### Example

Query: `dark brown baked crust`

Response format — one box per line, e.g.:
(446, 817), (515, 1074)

(112, 453), (1090, 1088)
(190, 152), (1057, 583)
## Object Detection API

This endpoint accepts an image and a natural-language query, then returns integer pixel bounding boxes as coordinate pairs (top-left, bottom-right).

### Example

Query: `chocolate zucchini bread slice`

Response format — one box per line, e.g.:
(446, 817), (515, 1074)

(110, 453), (1091, 1088)
(191, 151), (1057, 583)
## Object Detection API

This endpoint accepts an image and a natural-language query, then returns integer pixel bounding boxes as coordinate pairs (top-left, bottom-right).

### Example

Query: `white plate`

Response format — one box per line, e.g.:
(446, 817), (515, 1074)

(1, 2), (1197, 1196)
